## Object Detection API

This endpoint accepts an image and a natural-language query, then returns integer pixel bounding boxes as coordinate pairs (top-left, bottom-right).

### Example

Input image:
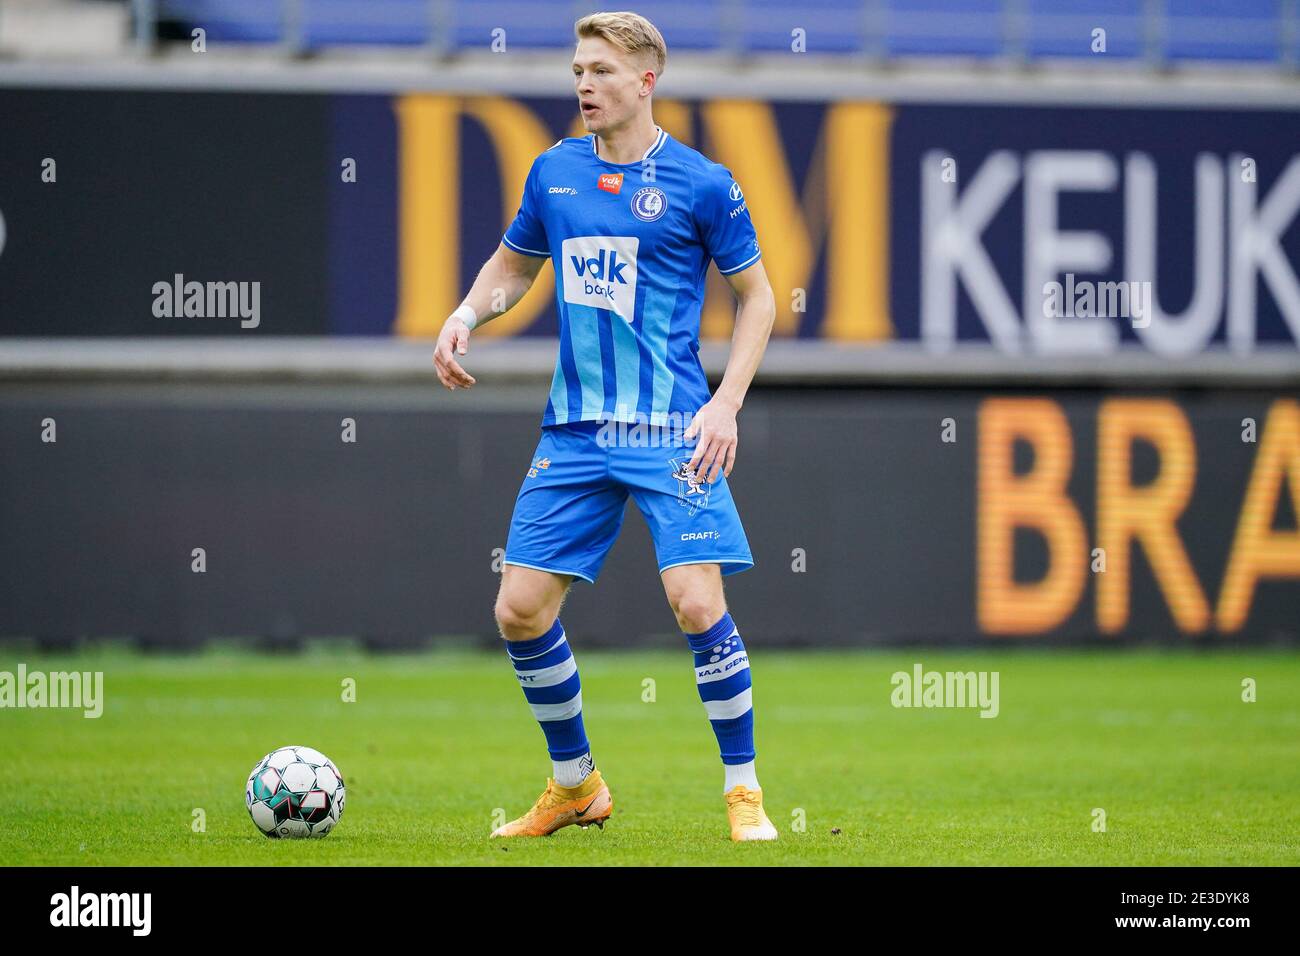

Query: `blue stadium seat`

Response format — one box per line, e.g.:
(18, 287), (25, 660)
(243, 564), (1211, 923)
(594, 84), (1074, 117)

(1024, 0), (1145, 60)
(741, 0), (867, 54)
(161, 0), (284, 43)
(1165, 0), (1282, 63)
(443, 1), (726, 53)
(445, 1), (577, 51)
(884, 0), (1005, 58)
(623, 1), (727, 52)
(302, 0), (430, 47)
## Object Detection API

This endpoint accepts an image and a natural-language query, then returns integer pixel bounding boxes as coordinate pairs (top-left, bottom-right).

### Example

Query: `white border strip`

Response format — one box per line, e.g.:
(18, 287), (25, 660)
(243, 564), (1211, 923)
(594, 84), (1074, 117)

(1, 338), (1298, 385)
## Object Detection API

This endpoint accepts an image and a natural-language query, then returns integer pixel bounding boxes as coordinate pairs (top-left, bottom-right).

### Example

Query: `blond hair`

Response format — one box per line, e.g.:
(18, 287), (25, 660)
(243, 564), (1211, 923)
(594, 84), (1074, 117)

(575, 11), (667, 77)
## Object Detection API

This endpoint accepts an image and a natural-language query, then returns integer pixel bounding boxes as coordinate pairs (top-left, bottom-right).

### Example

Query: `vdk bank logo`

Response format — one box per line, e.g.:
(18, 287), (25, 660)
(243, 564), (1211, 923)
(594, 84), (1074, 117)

(562, 235), (639, 322)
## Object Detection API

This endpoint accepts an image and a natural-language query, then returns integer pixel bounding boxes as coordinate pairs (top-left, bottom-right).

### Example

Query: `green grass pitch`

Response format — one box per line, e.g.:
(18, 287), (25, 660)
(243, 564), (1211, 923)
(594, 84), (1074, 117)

(2, 644), (1297, 865)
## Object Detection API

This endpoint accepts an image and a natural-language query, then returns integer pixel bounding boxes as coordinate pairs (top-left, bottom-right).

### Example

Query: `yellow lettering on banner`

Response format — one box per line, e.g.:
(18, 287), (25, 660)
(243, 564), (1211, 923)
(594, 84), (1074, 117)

(1217, 399), (1300, 632)
(394, 95), (458, 338)
(977, 398), (1087, 634)
(1096, 400), (1209, 634)
(395, 95), (892, 341)
(699, 100), (808, 340)
(824, 102), (892, 342)
(394, 95), (556, 338)
(460, 97), (557, 337)
(699, 100), (892, 342)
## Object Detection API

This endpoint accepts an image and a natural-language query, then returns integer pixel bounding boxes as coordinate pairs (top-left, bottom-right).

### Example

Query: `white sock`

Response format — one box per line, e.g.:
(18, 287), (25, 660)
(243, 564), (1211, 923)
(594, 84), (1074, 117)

(553, 752), (594, 788)
(724, 760), (760, 793)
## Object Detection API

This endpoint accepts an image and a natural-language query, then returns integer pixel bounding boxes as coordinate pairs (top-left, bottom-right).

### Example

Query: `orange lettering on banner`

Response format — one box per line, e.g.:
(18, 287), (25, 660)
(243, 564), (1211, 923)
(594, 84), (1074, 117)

(977, 398), (1087, 634)
(1096, 399), (1210, 634)
(1217, 399), (1300, 632)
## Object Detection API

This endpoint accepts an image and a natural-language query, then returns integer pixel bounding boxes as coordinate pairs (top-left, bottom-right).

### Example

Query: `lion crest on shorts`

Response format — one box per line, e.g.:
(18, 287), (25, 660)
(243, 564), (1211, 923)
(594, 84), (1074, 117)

(668, 457), (711, 517)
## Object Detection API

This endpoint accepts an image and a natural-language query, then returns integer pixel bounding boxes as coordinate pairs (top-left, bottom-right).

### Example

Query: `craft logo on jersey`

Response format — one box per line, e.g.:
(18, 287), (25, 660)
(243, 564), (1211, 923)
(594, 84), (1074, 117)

(561, 235), (639, 321)
(631, 186), (667, 222)
(669, 457), (712, 516)
(598, 172), (623, 194)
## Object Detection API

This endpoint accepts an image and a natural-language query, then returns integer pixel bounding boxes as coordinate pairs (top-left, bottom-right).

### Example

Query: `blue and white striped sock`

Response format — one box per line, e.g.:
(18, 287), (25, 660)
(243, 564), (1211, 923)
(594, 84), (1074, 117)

(685, 611), (759, 791)
(504, 619), (593, 787)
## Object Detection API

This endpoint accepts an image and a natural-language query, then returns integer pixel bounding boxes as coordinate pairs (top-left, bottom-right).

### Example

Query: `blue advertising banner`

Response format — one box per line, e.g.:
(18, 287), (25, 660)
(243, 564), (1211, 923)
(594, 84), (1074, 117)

(3, 88), (1299, 353)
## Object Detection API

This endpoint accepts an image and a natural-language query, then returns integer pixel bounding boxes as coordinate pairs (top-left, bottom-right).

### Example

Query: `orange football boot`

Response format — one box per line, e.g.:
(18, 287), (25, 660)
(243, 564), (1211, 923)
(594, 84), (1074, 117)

(724, 785), (779, 842)
(491, 769), (613, 838)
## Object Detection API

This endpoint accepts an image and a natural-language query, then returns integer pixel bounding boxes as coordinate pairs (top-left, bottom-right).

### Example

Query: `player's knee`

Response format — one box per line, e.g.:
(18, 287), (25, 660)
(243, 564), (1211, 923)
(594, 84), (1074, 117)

(494, 592), (550, 641)
(672, 594), (726, 635)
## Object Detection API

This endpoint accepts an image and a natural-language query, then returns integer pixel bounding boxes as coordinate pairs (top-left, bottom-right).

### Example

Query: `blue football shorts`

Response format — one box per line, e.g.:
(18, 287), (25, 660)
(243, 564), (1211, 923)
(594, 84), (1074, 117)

(503, 420), (754, 583)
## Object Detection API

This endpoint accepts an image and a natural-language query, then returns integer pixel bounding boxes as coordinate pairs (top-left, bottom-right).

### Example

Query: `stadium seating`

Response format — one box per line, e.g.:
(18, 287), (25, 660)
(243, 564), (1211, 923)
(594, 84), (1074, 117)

(149, 0), (1296, 64)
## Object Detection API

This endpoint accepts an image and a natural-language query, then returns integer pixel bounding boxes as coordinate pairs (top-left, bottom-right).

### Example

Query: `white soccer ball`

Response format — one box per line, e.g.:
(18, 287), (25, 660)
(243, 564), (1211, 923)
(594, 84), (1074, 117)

(245, 745), (345, 839)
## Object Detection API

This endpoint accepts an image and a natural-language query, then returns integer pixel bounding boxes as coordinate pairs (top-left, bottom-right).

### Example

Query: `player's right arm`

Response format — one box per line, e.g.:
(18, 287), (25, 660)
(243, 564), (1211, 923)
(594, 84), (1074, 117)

(436, 148), (553, 392)
(434, 242), (548, 391)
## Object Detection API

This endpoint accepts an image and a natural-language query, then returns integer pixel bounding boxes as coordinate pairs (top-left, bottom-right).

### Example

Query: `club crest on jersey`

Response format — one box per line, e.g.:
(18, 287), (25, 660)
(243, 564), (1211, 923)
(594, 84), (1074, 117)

(526, 456), (551, 479)
(669, 457), (711, 516)
(598, 173), (623, 194)
(631, 186), (667, 222)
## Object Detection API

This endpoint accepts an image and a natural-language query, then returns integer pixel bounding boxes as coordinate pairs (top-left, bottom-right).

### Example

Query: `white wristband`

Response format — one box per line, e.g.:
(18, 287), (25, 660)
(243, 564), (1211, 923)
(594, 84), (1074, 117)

(452, 304), (478, 330)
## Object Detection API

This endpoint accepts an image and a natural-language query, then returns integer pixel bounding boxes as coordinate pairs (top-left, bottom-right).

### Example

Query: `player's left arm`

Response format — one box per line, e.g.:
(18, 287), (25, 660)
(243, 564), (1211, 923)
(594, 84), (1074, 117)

(685, 259), (776, 483)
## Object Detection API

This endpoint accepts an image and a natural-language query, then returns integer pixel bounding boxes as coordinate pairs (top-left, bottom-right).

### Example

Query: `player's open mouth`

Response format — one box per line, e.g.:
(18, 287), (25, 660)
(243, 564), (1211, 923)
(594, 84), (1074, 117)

(581, 102), (599, 115)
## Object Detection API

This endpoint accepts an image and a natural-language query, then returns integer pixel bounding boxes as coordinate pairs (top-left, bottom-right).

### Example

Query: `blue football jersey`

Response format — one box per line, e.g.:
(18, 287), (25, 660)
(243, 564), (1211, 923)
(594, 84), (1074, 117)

(502, 126), (762, 428)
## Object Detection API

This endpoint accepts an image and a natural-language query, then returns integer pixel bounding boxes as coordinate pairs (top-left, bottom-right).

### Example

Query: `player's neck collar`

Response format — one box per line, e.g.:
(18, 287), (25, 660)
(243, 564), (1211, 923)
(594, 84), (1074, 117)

(591, 125), (668, 166)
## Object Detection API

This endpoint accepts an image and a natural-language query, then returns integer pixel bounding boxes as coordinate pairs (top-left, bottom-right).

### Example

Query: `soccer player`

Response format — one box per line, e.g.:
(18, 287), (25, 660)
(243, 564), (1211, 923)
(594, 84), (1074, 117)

(434, 11), (777, 842)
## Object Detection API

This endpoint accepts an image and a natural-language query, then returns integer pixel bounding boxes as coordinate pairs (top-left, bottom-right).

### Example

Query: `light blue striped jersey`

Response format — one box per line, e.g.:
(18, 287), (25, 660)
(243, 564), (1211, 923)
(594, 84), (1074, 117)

(502, 126), (762, 427)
